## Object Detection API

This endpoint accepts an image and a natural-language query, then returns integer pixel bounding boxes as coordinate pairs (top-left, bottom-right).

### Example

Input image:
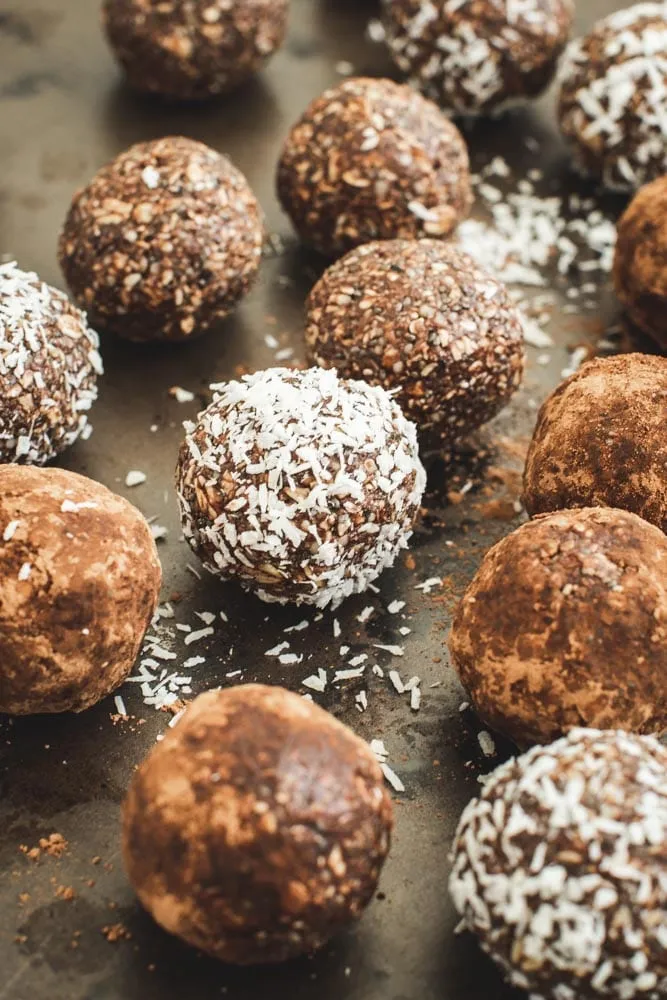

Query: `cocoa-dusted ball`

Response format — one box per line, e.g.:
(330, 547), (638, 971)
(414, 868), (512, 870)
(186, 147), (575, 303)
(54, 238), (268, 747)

(523, 355), (667, 533)
(382, 0), (574, 116)
(448, 507), (667, 747)
(0, 466), (161, 715)
(103, 0), (289, 101)
(558, 4), (667, 192)
(0, 262), (102, 465)
(306, 240), (524, 452)
(122, 684), (393, 965)
(59, 137), (263, 342)
(450, 728), (667, 1000)
(276, 77), (472, 257)
(614, 176), (667, 349)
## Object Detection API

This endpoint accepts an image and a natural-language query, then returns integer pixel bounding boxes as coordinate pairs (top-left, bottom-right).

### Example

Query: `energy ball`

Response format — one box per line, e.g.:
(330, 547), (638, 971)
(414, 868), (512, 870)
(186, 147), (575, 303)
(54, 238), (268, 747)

(614, 176), (667, 349)
(305, 240), (524, 452)
(276, 77), (472, 257)
(382, 0), (574, 117)
(122, 684), (393, 965)
(448, 507), (667, 748)
(523, 355), (667, 533)
(59, 136), (263, 343)
(558, 4), (667, 192)
(450, 728), (667, 1000)
(176, 367), (425, 608)
(103, 0), (289, 100)
(0, 262), (102, 465)
(0, 465), (161, 715)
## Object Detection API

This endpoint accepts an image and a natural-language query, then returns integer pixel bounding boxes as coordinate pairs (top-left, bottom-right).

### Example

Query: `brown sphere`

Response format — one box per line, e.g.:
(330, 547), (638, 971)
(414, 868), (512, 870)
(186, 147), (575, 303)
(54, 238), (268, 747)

(523, 354), (667, 533)
(103, 0), (289, 100)
(0, 465), (161, 715)
(276, 77), (472, 258)
(59, 137), (263, 343)
(305, 240), (524, 451)
(448, 507), (667, 748)
(122, 684), (393, 965)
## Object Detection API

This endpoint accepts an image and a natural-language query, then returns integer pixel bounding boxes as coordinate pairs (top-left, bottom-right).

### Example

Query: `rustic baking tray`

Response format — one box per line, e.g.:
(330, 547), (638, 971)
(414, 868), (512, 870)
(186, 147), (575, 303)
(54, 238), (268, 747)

(0, 1), (635, 998)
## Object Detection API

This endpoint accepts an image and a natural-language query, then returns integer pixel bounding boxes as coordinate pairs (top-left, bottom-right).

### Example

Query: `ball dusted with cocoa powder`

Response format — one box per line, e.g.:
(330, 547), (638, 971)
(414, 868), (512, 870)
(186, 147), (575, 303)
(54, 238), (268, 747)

(614, 177), (667, 349)
(449, 507), (667, 748)
(122, 684), (393, 965)
(523, 354), (667, 533)
(306, 240), (524, 452)
(276, 77), (472, 257)
(59, 136), (263, 343)
(0, 465), (161, 715)
(382, 0), (574, 116)
(103, 0), (289, 100)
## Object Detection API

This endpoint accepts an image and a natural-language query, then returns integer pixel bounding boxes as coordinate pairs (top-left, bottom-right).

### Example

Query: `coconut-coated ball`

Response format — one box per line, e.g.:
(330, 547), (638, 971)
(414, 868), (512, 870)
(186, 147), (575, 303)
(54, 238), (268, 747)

(0, 465), (161, 715)
(59, 136), (263, 342)
(305, 240), (524, 452)
(176, 367), (426, 608)
(122, 684), (393, 965)
(448, 507), (667, 748)
(276, 77), (472, 257)
(523, 355), (667, 533)
(450, 728), (667, 1000)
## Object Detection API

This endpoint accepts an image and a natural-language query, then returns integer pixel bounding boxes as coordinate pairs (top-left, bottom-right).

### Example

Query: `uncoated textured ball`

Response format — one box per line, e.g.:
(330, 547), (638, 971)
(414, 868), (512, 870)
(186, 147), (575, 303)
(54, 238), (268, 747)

(59, 137), (263, 342)
(122, 684), (393, 965)
(523, 355), (667, 533)
(450, 728), (667, 1000)
(276, 77), (472, 257)
(0, 466), (161, 715)
(448, 507), (667, 747)
(382, 0), (574, 116)
(176, 367), (426, 608)
(614, 177), (667, 349)
(306, 240), (524, 451)
(103, 0), (289, 100)
(558, 4), (667, 192)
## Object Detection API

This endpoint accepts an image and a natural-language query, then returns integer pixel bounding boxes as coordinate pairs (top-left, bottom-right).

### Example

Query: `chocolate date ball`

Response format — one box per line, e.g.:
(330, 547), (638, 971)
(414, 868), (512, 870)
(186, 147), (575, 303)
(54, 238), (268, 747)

(523, 355), (667, 533)
(176, 367), (426, 608)
(59, 136), (263, 343)
(0, 465), (161, 715)
(306, 240), (524, 452)
(448, 507), (667, 748)
(450, 728), (667, 1000)
(614, 176), (667, 349)
(103, 0), (289, 100)
(382, 0), (574, 117)
(276, 77), (472, 258)
(558, 4), (667, 192)
(122, 684), (393, 965)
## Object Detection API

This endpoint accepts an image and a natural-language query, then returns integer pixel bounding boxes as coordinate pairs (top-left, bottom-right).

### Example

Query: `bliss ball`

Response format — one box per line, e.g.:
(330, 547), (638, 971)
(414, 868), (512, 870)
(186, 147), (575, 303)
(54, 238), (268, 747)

(614, 176), (667, 349)
(0, 465), (161, 715)
(306, 240), (524, 452)
(59, 136), (263, 343)
(558, 4), (667, 192)
(450, 728), (667, 1000)
(176, 367), (425, 608)
(276, 77), (472, 258)
(122, 684), (393, 965)
(524, 355), (667, 533)
(382, 0), (574, 117)
(448, 507), (667, 748)
(103, 0), (289, 100)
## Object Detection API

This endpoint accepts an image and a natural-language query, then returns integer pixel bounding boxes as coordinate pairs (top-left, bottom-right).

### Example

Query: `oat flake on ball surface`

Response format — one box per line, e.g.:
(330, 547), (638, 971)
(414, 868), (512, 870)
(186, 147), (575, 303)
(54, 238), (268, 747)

(450, 728), (667, 1000)
(176, 367), (426, 608)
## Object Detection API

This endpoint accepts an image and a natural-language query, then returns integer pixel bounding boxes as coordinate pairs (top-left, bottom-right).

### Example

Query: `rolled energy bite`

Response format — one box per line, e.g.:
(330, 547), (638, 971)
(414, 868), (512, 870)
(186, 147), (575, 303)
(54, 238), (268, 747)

(614, 177), (667, 350)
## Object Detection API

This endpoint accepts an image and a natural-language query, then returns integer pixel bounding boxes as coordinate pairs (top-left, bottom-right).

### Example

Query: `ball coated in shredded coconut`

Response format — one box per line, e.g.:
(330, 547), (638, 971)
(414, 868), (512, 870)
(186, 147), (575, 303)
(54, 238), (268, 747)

(176, 367), (426, 608)
(382, 0), (574, 117)
(450, 728), (667, 1000)
(59, 136), (263, 343)
(305, 240), (524, 452)
(276, 77), (472, 258)
(0, 262), (102, 465)
(614, 176), (667, 349)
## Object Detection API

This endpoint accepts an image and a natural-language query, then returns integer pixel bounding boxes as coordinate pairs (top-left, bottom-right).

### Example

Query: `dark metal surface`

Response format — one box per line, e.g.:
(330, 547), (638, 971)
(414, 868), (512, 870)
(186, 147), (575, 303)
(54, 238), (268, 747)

(0, 2), (628, 998)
